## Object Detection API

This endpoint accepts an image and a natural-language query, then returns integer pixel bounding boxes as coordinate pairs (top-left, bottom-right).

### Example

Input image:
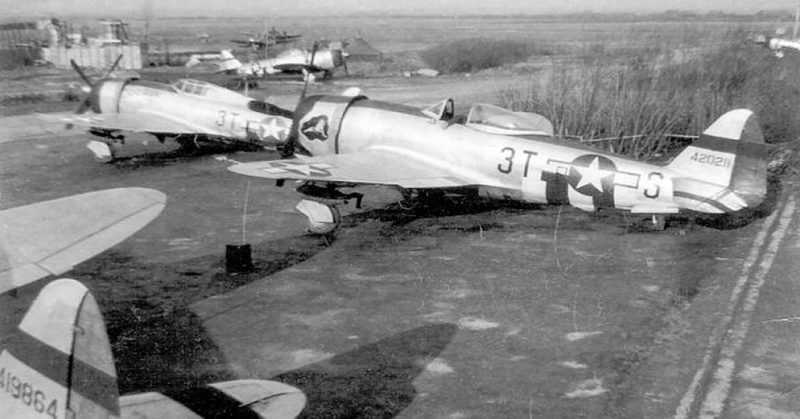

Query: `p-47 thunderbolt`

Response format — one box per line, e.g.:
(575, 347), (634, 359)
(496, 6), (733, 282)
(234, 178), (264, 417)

(234, 43), (348, 81)
(228, 94), (768, 230)
(39, 59), (293, 162)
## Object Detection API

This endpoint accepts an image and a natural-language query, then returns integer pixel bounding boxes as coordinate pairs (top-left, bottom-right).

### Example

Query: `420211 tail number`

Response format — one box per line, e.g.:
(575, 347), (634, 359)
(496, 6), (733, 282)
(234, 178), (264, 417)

(691, 152), (732, 168)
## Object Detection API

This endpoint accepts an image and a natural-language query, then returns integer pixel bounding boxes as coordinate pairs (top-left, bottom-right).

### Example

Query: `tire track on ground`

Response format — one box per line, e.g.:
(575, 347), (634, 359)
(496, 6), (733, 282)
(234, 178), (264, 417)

(674, 197), (796, 419)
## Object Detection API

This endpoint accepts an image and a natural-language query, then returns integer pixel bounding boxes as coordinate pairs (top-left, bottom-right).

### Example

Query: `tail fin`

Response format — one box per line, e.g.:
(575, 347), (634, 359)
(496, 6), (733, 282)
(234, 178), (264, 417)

(0, 279), (120, 418)
(667, 109), (768, 212)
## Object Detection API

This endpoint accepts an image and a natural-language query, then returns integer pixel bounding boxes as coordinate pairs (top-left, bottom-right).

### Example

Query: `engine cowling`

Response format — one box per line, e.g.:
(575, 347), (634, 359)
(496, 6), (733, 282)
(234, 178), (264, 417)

(91, 79), (128, 114)
(289, 94), (366, 156)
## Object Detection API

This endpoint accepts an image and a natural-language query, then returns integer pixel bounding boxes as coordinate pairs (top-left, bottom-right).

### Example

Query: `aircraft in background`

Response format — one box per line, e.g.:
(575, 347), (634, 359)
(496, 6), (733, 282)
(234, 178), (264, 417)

(231, 28), (302, 51)
(185, 49), (242, 72)
(228, 94), (769, 231)
(234, 42), (349, 81)
(0, 188), (166, 294)
(750, 32), (800, 58)
(1, 278), (306, 418)
(38, 59), (293, 162)
(750, 7), (800, 57)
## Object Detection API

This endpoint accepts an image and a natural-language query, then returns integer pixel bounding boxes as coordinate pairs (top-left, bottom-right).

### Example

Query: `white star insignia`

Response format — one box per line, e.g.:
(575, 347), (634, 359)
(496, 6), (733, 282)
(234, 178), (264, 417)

(574, 157), (611, 192)
(261, 161), (333, 177)
(258, 118), (290, 141)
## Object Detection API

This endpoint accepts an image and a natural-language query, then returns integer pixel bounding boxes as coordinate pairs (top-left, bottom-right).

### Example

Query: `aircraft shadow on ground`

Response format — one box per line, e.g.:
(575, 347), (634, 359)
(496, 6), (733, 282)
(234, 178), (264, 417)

(342, 178), (781, 234)
(346, 193), (544, 228)
(273, 322), (458, 419)
(110, 143), (267, 168)
(0, 281), (52, 352)
(66, 232), (331, 394)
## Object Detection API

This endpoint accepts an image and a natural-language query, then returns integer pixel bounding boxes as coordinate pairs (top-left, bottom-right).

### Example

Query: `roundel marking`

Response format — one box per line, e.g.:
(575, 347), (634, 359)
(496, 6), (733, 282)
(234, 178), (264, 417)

(567, 154), (617, 198)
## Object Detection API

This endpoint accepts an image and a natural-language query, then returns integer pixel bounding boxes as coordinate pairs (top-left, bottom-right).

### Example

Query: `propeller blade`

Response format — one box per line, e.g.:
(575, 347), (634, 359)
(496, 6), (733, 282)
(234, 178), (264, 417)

(309, 41), (318, 67)
(66, 97), (92, 129)
(297, 42), (319, 106)
(76, 98), (92, 114)
(102, 54), (124, 79)
(70, 59), (93, 87)
(300, 69), (311, 103)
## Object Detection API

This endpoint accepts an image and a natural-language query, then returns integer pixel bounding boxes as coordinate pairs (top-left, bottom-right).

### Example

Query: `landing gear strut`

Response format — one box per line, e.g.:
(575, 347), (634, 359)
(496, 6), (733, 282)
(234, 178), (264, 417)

(651, 215), (667, 231)
(87, 129), (125, 163)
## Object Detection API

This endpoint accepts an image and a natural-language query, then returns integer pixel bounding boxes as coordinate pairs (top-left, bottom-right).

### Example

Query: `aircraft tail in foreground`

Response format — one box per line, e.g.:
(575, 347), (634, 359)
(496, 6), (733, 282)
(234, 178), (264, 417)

(666, 109), (769, 213)
(1, 278), (120, 419)
(1, 279), (307, 419)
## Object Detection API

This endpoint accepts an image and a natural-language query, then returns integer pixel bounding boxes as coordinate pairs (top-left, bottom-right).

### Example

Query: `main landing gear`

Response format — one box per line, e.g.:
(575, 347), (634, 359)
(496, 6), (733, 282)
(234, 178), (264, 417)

(87, 129), (125, 163)
(295, 182), (364, 209)
(86, 140), (121, 163)
(296, 199), (341, 235)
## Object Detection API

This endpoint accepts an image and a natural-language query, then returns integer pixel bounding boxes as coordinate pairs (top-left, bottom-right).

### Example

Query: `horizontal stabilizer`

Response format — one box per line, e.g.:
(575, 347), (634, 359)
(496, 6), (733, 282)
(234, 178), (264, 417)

(120, 380), (306, 418)
(667, 109), (768, 212)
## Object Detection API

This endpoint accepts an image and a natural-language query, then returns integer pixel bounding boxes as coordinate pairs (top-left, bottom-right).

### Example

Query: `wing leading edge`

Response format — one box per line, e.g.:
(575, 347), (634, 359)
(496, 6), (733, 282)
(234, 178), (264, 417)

(228, 149), (475, 189)
(37, 111), (207, 135)
(0, 188), (166, 294)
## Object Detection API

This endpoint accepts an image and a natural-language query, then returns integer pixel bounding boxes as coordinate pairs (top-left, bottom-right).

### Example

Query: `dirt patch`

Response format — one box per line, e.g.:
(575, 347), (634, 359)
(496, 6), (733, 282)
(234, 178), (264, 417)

(69, 233), (330, 393)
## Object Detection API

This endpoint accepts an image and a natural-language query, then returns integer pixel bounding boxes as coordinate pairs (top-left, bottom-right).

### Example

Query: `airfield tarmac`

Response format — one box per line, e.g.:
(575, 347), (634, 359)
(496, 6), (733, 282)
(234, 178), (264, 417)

(2, 76), (800, 418)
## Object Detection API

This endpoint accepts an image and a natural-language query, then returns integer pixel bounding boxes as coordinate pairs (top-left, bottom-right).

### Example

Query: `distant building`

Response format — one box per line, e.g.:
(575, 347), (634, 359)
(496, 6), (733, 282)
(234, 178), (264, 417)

(0, 18), (141, 70)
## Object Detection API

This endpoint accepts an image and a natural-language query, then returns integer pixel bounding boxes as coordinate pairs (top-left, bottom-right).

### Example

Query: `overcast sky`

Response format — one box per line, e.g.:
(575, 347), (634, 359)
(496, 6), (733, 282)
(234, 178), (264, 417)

(3, 0), (799, 18)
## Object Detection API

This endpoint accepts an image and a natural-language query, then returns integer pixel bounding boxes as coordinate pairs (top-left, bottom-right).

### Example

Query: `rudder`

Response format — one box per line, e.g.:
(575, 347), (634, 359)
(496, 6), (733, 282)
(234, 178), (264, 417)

(0, 279), (120, 419)
(667, 109), (768, 210)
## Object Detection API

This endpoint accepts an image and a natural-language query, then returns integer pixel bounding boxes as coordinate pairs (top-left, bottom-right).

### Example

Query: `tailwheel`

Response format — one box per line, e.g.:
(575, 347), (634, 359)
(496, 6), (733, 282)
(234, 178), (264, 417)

(651, 215), (667, 231)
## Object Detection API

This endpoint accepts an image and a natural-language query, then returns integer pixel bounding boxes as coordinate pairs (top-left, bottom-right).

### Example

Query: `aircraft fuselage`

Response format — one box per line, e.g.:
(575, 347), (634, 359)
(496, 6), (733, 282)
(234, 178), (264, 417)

(291, 97), (761, 215)
(92, 78), (291, 146)
(306, 101), (682, 213)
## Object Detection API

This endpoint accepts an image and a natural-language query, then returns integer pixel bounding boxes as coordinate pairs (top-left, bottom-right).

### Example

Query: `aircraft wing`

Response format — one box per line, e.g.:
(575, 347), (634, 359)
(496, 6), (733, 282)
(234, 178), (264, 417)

(0, 188), (166, 294)
(228, 149), (484, 189)
(37, 111), (210, 135)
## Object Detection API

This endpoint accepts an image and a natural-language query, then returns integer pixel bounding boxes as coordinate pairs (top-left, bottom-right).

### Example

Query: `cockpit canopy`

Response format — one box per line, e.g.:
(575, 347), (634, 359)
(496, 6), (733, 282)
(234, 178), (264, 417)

(172, 78), (247, 103)
(422, 98), (455, 121)
(465, 103), (553, 136)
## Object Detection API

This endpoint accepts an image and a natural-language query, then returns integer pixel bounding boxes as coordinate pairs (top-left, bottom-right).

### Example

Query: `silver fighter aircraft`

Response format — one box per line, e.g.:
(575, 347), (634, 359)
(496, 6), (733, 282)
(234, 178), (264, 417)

(234, 43), (348, 81)
(38, 60), (293, 162)
(228, 94), (769, 231)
